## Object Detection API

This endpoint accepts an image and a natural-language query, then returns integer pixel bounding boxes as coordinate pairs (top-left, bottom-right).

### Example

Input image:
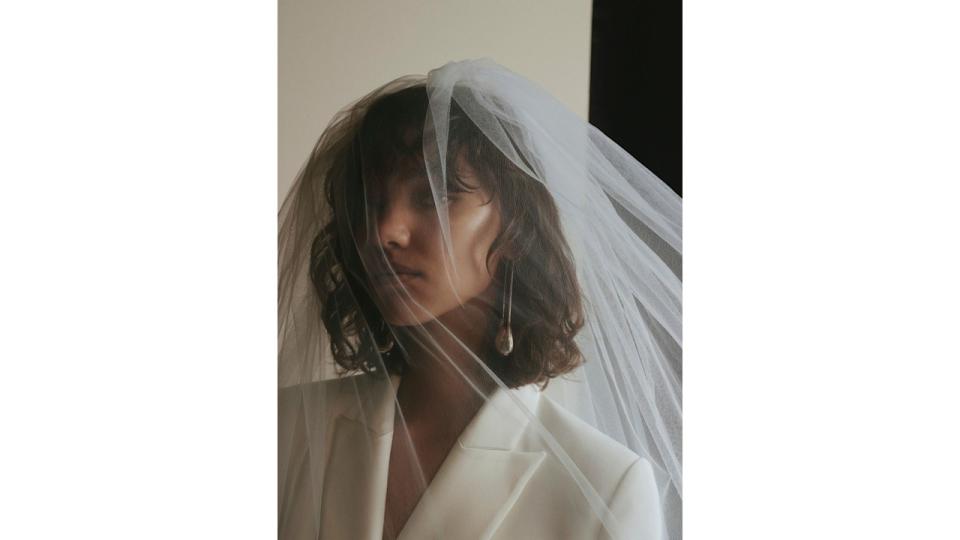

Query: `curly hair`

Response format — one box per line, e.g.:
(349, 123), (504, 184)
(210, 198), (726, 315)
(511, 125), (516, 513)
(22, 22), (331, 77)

(305, 83), (584, 389)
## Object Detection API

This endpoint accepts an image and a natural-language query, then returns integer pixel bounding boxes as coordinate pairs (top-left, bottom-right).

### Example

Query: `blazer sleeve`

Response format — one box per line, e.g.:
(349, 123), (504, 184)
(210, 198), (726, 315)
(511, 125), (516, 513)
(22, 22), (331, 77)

(602, 457), (663, 540)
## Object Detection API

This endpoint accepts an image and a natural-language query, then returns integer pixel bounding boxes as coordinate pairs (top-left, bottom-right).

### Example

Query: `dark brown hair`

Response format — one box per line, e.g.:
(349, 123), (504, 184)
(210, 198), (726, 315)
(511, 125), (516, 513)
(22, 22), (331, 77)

(308, 83), (584, 388)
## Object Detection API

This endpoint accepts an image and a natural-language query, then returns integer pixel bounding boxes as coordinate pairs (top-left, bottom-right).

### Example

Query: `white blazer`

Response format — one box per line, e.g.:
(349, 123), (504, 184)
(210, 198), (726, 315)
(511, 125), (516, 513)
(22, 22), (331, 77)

(279, 373), (662, 540)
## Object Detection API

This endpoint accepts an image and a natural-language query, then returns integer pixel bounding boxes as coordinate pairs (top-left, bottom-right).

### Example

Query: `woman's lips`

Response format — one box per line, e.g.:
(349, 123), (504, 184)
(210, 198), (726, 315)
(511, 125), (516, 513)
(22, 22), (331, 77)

(364, 257), (423, 290)
(385, 261), (421, 275)
(371, 268), (422, 288)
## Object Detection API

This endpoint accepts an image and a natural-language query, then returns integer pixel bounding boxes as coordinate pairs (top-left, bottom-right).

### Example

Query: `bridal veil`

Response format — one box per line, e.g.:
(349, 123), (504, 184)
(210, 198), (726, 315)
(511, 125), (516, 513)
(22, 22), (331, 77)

(279, 59), (681, 539)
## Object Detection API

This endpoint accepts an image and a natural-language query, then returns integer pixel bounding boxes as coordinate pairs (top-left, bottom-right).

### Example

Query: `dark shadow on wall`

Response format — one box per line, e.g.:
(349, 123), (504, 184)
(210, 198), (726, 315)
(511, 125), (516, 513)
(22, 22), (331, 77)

(590, 0), (682, 196)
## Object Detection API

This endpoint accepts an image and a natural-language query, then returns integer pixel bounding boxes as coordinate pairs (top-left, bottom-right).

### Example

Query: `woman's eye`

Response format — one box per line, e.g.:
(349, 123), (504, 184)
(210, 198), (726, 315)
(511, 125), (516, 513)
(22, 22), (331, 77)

(417, 192), (453, 208)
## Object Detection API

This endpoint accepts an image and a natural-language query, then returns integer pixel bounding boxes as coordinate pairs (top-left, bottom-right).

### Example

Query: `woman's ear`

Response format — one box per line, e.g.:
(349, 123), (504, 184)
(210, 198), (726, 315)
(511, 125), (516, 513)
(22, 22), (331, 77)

(490, 247), (518, 277)
(497, 240), (521, 262)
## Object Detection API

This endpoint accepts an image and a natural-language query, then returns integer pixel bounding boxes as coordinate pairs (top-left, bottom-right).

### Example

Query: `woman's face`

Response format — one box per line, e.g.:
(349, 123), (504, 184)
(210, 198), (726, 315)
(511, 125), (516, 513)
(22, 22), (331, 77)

(357, 151), (503, 326)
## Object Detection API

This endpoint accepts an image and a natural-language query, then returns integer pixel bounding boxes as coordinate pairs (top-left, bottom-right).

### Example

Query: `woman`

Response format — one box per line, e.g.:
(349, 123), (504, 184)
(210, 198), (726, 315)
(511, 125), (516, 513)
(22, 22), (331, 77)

(279, 60), (681, 540)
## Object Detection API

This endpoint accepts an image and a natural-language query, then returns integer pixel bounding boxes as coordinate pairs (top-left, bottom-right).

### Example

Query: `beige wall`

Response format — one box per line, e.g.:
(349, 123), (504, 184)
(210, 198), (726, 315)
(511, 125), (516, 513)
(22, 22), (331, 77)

(279, 0), (593, 203)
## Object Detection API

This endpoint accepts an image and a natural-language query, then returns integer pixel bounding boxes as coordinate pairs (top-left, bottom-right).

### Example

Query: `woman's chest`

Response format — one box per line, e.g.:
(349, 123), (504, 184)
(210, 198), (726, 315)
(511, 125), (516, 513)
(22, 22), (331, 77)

(381, 425), (460, 539)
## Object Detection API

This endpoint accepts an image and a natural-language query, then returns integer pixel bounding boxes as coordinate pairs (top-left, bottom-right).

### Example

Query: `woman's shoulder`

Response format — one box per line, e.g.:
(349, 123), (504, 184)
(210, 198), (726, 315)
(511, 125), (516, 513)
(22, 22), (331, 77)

(278, 372), (393, 425)
(531, 392), (642, 474)
(521, 390), (663, 538)
(279, 371), (372, 400)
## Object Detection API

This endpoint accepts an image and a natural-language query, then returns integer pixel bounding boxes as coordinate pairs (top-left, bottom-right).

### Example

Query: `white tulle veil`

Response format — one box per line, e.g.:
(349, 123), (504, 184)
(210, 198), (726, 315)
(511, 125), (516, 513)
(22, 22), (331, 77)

(279, 59), (681, 539)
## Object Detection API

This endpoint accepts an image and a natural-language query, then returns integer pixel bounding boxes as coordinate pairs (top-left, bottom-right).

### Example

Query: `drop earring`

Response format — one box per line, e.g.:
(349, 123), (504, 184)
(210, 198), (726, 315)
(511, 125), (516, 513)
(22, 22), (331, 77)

(495, 260), (515, 356)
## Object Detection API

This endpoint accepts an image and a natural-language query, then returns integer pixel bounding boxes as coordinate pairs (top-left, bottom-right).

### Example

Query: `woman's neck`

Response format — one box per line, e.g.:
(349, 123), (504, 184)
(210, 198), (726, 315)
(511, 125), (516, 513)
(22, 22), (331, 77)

(392, 300), (498, 433)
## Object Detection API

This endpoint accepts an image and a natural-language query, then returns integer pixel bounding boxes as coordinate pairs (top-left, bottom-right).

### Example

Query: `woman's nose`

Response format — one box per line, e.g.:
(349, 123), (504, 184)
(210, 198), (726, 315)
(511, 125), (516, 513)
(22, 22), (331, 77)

(375, 199), (412, 248)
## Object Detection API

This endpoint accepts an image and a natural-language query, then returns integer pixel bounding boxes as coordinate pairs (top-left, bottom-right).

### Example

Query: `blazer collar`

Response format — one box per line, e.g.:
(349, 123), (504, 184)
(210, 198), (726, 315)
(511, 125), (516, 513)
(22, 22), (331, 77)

(398, 380), (546, 540)
(457, 382), (541, 449)
(337, 372), (400, 436)
(322, 374), (546, 540)
(316, 373), (399, 540)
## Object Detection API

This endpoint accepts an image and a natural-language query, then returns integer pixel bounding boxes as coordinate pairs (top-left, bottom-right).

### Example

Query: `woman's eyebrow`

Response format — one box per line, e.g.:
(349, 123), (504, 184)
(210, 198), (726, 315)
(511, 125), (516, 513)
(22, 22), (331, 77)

(390, 159), (428, 185)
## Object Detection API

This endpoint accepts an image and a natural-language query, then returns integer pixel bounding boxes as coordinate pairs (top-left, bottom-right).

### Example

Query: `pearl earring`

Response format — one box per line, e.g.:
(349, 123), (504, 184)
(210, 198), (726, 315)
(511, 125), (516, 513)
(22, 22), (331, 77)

(495, 261), (515, 356)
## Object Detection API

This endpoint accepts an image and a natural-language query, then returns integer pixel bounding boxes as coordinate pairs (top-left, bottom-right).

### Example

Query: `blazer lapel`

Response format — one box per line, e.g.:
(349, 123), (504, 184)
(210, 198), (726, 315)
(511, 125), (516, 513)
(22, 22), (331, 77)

(318, 374), (399, 540)
(398, 385), (546, 540)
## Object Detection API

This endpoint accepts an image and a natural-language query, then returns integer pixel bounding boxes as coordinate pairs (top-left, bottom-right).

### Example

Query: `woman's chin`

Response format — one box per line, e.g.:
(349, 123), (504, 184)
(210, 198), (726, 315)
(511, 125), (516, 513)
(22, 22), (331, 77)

(378, 303), (437, 327)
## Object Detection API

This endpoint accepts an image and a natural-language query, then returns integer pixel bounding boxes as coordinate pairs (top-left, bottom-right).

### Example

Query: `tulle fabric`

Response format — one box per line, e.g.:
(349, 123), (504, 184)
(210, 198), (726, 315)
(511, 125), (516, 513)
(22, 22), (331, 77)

(279, 59), (681, 539)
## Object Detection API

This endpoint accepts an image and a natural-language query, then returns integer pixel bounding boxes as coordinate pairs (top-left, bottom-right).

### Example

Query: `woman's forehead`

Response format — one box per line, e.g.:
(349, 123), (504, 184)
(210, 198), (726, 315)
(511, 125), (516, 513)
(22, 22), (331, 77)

(368, 147), (480, 184)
